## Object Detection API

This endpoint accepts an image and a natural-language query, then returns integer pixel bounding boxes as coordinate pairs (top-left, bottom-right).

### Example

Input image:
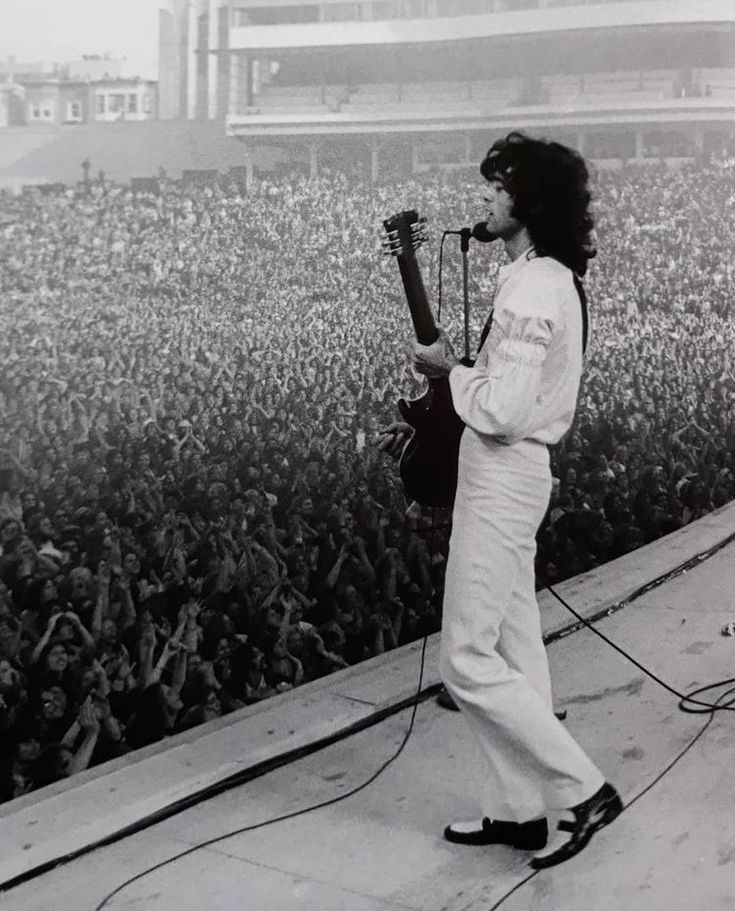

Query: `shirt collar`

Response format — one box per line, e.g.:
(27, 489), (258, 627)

(497, 245), (536, 285)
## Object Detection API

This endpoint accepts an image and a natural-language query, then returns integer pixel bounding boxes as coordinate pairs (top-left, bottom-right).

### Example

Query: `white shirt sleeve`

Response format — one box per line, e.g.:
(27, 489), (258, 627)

(448, 269), (561, 443)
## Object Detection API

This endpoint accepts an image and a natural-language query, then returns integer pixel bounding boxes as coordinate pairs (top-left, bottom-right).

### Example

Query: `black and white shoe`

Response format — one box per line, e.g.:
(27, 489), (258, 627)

(530, 782), (623, 869)
(444, 817), (548, 850)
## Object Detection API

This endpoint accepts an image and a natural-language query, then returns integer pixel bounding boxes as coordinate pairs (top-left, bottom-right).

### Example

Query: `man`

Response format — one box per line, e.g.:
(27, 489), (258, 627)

(379, 132), (621, 868)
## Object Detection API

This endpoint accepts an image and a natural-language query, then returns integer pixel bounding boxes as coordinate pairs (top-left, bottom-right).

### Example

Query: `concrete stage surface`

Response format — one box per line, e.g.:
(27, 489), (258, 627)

(3, 503), (735, 911)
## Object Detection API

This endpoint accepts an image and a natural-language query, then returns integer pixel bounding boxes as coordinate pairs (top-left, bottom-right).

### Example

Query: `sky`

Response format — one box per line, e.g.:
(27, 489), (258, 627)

(0, 0), (163, 79)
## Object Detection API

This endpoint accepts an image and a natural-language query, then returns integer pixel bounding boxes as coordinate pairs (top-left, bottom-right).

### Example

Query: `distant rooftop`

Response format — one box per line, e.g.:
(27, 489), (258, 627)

(0, 55), (145, 84)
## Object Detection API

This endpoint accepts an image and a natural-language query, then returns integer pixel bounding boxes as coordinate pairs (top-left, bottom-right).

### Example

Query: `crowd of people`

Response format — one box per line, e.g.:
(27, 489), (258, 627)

(0, 144), (733, 801)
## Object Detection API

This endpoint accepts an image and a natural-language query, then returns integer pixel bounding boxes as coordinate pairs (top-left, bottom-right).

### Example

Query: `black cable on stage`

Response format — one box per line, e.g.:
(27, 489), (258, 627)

(540, 563), (735, 714)
(486, 679), (733, 911)
(91, 484), (447, 910)
(484, 552), (735, 911)
(1, 675), (446, 896)
(92, 634), (430, 910)
(486, 693), (725, 911)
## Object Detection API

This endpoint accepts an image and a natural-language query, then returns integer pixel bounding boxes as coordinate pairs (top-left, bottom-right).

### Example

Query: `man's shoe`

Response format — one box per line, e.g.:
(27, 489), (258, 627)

(530, 783), (623, 869)
(444, 817), (548, 850)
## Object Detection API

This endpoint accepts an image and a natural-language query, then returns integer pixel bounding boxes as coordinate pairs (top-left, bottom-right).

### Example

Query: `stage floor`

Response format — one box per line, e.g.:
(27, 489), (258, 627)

(6, 539), (735, 911)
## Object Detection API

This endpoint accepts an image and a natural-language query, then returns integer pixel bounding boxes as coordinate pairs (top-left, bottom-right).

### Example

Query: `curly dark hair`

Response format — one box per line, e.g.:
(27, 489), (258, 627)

(480, 131), (596, 276)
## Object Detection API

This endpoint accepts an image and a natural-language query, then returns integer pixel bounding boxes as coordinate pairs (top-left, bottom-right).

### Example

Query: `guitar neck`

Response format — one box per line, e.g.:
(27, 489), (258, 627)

(396, 254), (437, 346)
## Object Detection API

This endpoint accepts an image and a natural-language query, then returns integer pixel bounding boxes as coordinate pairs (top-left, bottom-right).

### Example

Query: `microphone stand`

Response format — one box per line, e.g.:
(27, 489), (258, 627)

(459, 227), (472, 365)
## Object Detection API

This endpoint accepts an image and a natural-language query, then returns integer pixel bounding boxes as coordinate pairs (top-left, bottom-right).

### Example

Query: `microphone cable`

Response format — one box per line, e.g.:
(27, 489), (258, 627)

(437, 229), (450, 323)
(487, 688), (728, 911)
(539, 528), (735, 715)
(543, 581), (735, 714)
(93, 632), (431, 910)
(92, 485), (444, 909)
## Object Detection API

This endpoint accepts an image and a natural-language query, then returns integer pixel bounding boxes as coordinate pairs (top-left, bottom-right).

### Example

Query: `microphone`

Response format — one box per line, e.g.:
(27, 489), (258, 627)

(445, 222), (497, 243)
(471, 221), (496, 243)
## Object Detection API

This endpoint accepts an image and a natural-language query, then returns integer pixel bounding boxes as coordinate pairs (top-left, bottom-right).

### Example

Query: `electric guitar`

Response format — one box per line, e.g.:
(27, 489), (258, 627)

(382, 210), (464, 507)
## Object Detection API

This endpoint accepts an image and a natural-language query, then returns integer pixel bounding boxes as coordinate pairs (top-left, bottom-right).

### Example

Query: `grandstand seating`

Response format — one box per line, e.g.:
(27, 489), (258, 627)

(246, 65), (735, 120)
(469, 78), (522, 105)
(639, 69), (677, 94)
(401, 80), (467, 97)
(696, 67), (735, 98)
(258, 86), (324, 107)
(251, 77), (525, 116)
(577, 90), (670, 106)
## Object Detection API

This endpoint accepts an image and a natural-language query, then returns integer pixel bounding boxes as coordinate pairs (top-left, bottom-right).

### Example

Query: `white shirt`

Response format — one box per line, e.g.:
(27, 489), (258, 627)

(448, 253), (585, 446)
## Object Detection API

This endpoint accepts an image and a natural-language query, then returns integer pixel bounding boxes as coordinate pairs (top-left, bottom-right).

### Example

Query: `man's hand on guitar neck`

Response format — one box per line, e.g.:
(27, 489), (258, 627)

(411, 328), (461, 379)
(376, 422), (413, 460)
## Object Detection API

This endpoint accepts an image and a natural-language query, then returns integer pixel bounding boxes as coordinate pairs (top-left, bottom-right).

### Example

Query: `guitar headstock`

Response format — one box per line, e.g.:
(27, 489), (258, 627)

(382, 210), (427, 258)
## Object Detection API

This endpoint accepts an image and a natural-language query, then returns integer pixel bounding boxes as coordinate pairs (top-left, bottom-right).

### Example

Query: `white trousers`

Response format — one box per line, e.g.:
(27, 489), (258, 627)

(439, 432), (605, 822)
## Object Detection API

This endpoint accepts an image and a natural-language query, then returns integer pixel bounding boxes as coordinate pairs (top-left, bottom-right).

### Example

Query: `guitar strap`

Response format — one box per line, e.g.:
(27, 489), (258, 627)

(477, 310), (494, 353)
(573, 274), (589, 355)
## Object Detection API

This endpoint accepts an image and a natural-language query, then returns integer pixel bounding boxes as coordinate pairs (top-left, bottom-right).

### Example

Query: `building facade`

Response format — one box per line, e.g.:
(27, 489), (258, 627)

(159, 0), (230, 120)
(90, 80), (158, 123)
(0, 82), (25, 128)
(0, 57), (157, 127)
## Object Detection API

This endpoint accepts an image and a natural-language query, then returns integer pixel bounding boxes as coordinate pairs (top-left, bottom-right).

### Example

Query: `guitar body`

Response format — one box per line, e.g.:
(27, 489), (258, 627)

(398, 381), (464, 508)
(383, 210), (465, 508)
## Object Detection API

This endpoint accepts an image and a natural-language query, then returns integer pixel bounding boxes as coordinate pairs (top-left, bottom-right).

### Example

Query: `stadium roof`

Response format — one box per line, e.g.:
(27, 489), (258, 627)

(224, 0), (735, 52)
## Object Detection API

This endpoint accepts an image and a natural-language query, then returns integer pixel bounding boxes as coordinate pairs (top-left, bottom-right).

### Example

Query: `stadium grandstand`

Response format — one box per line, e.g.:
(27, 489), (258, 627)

(2, 1), (733, 186)
(157, 0), (735, 179)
